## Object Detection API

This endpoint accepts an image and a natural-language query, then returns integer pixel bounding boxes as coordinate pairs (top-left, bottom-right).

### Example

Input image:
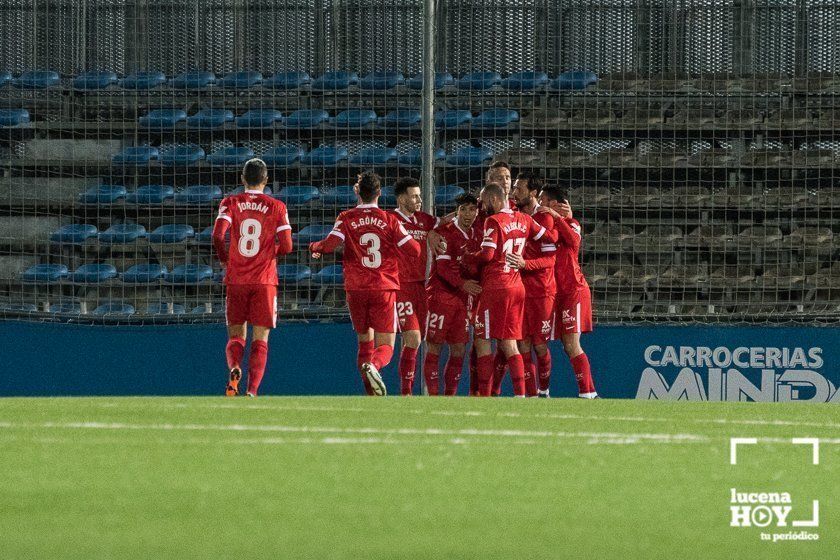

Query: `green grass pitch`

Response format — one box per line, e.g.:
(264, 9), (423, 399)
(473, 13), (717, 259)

(0, 396), (837, 559)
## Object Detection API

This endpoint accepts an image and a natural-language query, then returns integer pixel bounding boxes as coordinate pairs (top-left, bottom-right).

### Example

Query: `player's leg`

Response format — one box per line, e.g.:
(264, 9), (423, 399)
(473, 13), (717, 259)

(473, 301), (495, 396)
(560, 332), (597, 398)
(498, 287), (527, 397)
(443, 342), (466, 396)
(356, 328), (375, 395)
(397, 284), (423, 396)
(423, 340), (443, 396)
(399, 329), (422, 396)
(347, 290), (376, 395)
(361, 291), (399, 396)
(499, 338), (526, 397)
(224, 285), (249, 396)
(534, 339), (552, 398)
(518, 338), (538, 397)
(242, 285), (278, 397)
(246, 325), (270, 397)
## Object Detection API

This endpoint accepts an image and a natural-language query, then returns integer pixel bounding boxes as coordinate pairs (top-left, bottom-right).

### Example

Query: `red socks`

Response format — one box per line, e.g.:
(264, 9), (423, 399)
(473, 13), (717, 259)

(422, 351), (440, 396)
(507, 354), (526, 396)
(469, 346), (479, 395)
(522, 351), (538, 397)
(537, 352), (552, 392)
(444, 356), (464, 396)
(225, 337), (245, 370)
(246, 340), (268, 396)
(571, 352), (596, 397)
(476, 354), (494, 396)
(371, 344), (394, 371)
(491, 350), (507, 396)
(357, 340), (375, 395)
(399, 347), (419, 395)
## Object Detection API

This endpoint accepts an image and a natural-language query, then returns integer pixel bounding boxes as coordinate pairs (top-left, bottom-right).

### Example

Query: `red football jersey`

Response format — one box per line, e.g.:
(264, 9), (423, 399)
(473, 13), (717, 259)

(554, 217), (588, 296)
(479, 208), (547, 290)
(427, 219), (479, 305)
(328, 203), (415, 291)
(389, 208), (438, 283)
(521, 206), (557, 297)
(216, 191), (290, 285)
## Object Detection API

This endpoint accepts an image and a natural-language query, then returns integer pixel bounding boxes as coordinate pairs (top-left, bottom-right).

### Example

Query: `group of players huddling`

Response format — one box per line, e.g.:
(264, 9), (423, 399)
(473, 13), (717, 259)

(212, 158), (598, 399)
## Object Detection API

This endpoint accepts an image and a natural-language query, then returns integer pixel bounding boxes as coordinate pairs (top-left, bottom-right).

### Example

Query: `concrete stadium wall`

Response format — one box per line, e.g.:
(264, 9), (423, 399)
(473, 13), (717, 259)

(1, 321), (838, 402)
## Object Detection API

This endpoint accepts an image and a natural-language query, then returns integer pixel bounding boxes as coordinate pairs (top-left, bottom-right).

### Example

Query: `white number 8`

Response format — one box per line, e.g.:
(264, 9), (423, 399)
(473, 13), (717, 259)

(238, 218), (262, 257)
(360, 232), (382, 269)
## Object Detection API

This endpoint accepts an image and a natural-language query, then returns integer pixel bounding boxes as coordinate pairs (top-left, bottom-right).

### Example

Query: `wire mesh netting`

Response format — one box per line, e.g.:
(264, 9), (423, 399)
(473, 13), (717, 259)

(0, 0), (839, 324)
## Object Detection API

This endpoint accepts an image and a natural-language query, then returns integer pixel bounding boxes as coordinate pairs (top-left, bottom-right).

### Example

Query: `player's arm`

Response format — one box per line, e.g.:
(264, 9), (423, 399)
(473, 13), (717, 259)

(434, 233), (480, 294)
(393, 221), (422, 258)
(529, 214), (558, 244)
(463, 221), (499, 266)
(275, 208), (293, 256)
(212, 197), (232, 264)
(309, 217), (345, 258)
(523, 212), (557, 270)
(555, 218), (582, 251)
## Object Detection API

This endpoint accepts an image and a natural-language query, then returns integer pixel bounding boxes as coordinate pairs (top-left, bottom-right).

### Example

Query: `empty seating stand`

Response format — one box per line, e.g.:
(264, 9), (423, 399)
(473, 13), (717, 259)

(263, 71), (310, 89)
(112, 146), (159, 165)
(300, 146), (348, 166)
(22, 264), (69, 284)
(278, 264), (312, 284)
(98, 224), (147, 244)
(51, 224), (98, 244)
(13, 70), (60, 89)
(127, 185), (174, 204)
(187, 109), (234, 129)
(275, 185), (320, 206)
(122, 264), (167, 283)
(236, 109), (284, 128)
(311, 71), (359, 91)
(121, 71), (166, 90)
(72, 264), (118, 283)
(0, 109), (30, 127)
(262, 146), (306, 167)
(359, 71), (404, 90)
(170, 71), (216, 89)
(173, 185), (223, 205)
(159, 144), (205, 166)
(73, 71), (118, 90)
(167, 264), (214, 284)
(311, 265), (344, 285)
(139, 109), (187, 128)
(406, 72), (454, 90)
(207, 147), (254, 167)
(218, 71), (262, 89)
(149, 224), (194, 243)
(78, 185), (127, 205)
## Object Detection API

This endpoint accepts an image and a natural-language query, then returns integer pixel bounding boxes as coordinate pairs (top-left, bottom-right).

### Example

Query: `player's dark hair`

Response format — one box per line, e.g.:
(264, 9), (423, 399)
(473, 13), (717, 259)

(482, 182), (505, 200)
(516, 170), (544, 194)
(487, 160), (511, 173)
(242, 158), (268, 187)
(454, 193), (478, 207)
(540, 184), (569, 203)
(357, 171), (382, 203)
(394, 177), (420, 197)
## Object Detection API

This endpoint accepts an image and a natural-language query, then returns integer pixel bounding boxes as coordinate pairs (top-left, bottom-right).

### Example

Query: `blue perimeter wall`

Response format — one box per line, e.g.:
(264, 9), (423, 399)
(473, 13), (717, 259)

(1, 320), (838, 402)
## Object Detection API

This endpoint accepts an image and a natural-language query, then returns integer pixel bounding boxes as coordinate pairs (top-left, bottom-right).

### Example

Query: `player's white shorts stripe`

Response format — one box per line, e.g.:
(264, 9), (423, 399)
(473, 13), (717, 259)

(224, 295), (229, 325)
(481, 241), (497, 249)
(393, 302), (399, 332)
(550, 310), (556, 339)
(273, 295), (278, 328)
(328, 230), (345, 240)
(484, 309), (490, 339)
(576, 302), (581, 334)
(533, 226), (546, 240)
(216, 214), (232, 223)
(436, 254), (452, 260)
(276, 225), (292, 232)
(397, 235), (413, 247)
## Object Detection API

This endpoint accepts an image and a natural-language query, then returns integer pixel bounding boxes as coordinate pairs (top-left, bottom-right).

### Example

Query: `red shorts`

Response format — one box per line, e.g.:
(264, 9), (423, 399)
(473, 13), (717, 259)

(397, 281), (428, 334)
(474, 286), (525, 341)
(556, 286), (593, 335)
(347, 290), (398, 334)
(225, 284), (277, 328)
(426, 296), (470, 345)
(523, 295), (556, 344)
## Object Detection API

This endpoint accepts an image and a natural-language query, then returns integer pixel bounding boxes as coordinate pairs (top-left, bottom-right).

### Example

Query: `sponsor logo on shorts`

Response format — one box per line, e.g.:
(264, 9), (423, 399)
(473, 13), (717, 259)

(541, 320), (552, 335)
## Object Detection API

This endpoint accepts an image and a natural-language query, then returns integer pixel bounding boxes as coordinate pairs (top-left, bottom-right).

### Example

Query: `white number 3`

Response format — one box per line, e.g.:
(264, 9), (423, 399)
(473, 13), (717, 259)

(360, 232), (382, 269)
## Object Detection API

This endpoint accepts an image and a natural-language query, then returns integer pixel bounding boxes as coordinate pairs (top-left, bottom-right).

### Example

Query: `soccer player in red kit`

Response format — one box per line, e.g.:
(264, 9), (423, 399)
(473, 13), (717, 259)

(463, 182), (557, 397)
(504, 171), (557, 397)
(389, 177), (438, 395)
(309, 172), (422, 396)
(424, 194), (481, 395)
(537, 185), (598, 398)
(212, 158), (293, 397)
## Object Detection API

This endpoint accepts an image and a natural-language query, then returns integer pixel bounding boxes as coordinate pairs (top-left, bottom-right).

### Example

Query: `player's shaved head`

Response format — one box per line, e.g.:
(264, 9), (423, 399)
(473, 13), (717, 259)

(356, 171), (382, 203)
(480, 182), (505, 215)
(242, 158), (268, 189)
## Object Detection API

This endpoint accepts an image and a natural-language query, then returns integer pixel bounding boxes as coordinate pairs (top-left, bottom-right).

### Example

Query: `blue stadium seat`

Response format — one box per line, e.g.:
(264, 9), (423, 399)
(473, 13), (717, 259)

(311, 71), (359, 90)
(78, 184), (127, 205)
(139, 109), (187, 128)
(112, 146), (159, 165)
(554, 70), (598, 90)
(236, 109), (283, 128)
(275, 185), (320, 206)
(0, 109), (29, 127)
(191, 304), (221, 315)
(379, 186), (397, 207)
(501, 71), (549, 90)
(472, 109), (519, 129)
(262, 146), (305, 167)
(332, 109), (378, 128)
(406, 72), (454, 90)
(311, 265), (344, 285)
(397, 147), (446, 167)
(144, 302), (186, 315)
(381, 109), (421, 129)
(127, 184), (174, 204)
(49, 302), (81, 314)
(278, 264), (312, 283)
(173, 185), (223, 204)
(263, 71), (311, 89)
(196, 226), (215, 245)
(213, 270), (225, 284)
(218, 71), (262, 89)
(457, 71), (501, 90)
(321, 185), (358, 207)
(170, 71), (216, 89)
(206, 146), (254, 167)
(446, 146), (494, 166)
(187, 108), (234, 129)
(285, 109), (330, 129)
(121, 71), (166, 90)
(51, 224), (98, 244)
(159, 144), (205, 166)
(435, 110), (472, 129)
(99, 223), (147, 244)
(149, 224), (194, 243)
(73, 70), (118, 90)
(0, 71), (10, 87)
(349, 147), (398, 165)
(92, 302), (135, 317)
(167, 264), (214, 284)
(122, 264), (168, 283)
(359, 71), (404, 90)
(13, 70), (60, 89)
(294, 224), (334, 245)
(300, 146), (348, 166)
(0, 303), (37, 313)
(21, 264), (69, 284)
(435, 185), (465, 206)
(72, 264), (118, 283)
